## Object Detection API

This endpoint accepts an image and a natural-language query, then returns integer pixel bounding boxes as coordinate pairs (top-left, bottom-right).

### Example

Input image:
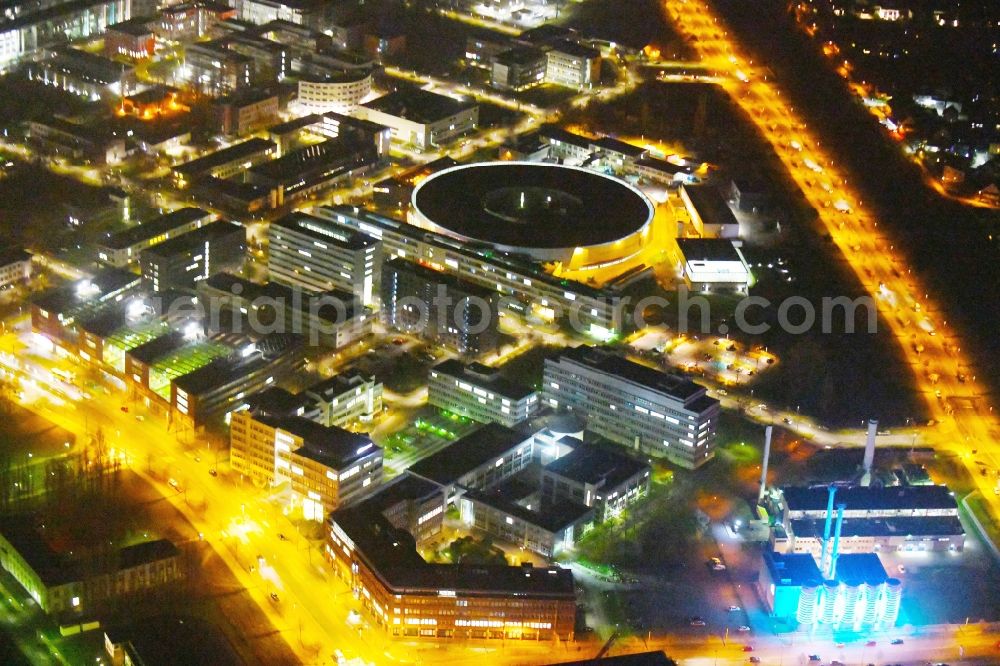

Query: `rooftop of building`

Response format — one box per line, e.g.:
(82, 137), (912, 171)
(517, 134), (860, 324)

(316, 205), (615, 300)
(542, 442), (649, 489)
(140, 221), (243, 260)
(592, 136), (646, 158)
(0, 249), (31, 266)
(383, 258), (497, 301)
(78, 306), (128, 339)
(762, 550), (823, 587)
(173, 138), (276, 177)
(118, 539), (180, 568)
(676, 238), (743, 263)
(681, 183), (740, 228)
(538, 124), (593, 149)
(269, 211), (378, 250)
(494, 45), (546, 66)
(0, 515), (178, 587)
(362, 88), (476, 124)
(105, 616), (241, 666)
(833, 552), (890, 586)
(213, 88), (279, 107)
(32, 268), (140, 317)
(517, 24), (576, 45)
(267, 114), (324, 137)
(172, 334), (302, 396)
(304, 372), (376, 400)
(200, 273), (362, 319)
(463, 488), (593, 533)
(107, 16), (154, 36)
(101, 208), (212, 250)
(127, 330), (188, 365)
(634, 156), (688, 175)
(243, 386), (308, 416)
(0, 515), (75, 585)
(554, 346), (711, 404)
(411, 162), (652, 250)
(253, 414), (378, 469)
(40, 49), (133, 84)
(248, 138), (373, 184)
(407, 423), (529, 487)
(360, 472), (443, 515)
(332, 494), (575, 598)
(547, 39), (600, 60)
(780, 484), (960, 513)
(789, 515), (965, 539)
(431, 359), (535, 400)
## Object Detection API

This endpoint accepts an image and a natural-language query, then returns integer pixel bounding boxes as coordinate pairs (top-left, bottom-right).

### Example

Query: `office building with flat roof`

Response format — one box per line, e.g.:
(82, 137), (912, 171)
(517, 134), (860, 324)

(428, 359), (539, 427)
(197, 273), (373, 349)
(327, 475), (576, 641)
(173, 138), (277, 185)
(139, 221), (245, 292)
(245, 137), (380, 207)
(30, 269), (141, 345)
(0, 516), (182, 618)
(459, 488), (593, 558)
(544, 40), (600, 88)
(490, 46), (546, 91)
(0, 0), (132, 71)
(267, 211), (381, 307)
(230, 411), (381, 518)
(312, 206), (631, 339)
(679, 183), (741, 239)
(0, 249), (32, 288)
(543, 346), (720, 468)
(171, 334), (305, 427)
(356, 88), (478, 150)
(407, 423), (535, 502)
(541, 442), (651, 522)
(674, 238), (751, 294)
(381, 258), (500, 356)
(97, 208), (214, 267)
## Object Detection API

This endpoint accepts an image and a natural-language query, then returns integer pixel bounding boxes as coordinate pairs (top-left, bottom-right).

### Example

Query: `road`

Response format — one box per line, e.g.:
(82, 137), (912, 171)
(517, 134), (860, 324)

(660, 0), (1000, 520)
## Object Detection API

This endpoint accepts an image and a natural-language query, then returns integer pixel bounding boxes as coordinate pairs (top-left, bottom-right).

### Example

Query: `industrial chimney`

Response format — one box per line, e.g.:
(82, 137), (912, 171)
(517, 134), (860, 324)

(861, 419), (878, 486)
(829, 503), (846, 579)
(758, 425), (773, 504)
(819, 485), (836, 575)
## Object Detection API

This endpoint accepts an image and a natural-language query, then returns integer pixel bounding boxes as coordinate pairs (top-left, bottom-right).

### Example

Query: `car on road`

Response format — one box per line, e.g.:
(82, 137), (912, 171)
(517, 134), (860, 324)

(689, 617), (706, 627)
(897, 564), (906, 574)
(278, 533), (288, 541)
(712, 563), (727, 571)
(890, 638), (904, 645)
(208, 468), (217, 477)
(269, 592), (279, 602)
(808, 656), (821, 662)
(737, 625), (751, 632)
(748, 658), (760, 664)
(742, 645), (754, 652)
(728, 605), (741, 612)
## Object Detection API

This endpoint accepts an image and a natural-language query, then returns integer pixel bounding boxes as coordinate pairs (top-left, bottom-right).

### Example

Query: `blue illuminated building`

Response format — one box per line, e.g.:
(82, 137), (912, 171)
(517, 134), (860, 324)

(758, 550), (902, 632)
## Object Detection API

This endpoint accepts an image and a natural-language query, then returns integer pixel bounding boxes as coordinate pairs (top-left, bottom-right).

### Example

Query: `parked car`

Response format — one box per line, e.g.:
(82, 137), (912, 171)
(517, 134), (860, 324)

(891, 638), (904, 645)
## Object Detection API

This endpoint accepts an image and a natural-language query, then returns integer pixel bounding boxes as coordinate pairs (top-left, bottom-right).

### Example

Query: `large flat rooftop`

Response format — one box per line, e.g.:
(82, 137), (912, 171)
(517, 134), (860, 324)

(431, 359), (535, 400)
(543, 442), (649, 489)
(362, 88), (476, 124)
(781, 485), (960, 513)
(101, 208), (211, 250)
(555, 346), (712, 405)
(407, 423), (528, 487)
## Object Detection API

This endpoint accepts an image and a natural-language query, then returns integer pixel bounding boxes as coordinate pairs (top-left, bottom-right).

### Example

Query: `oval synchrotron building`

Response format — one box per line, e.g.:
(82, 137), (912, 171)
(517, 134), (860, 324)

(410, 162), (655, 268)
